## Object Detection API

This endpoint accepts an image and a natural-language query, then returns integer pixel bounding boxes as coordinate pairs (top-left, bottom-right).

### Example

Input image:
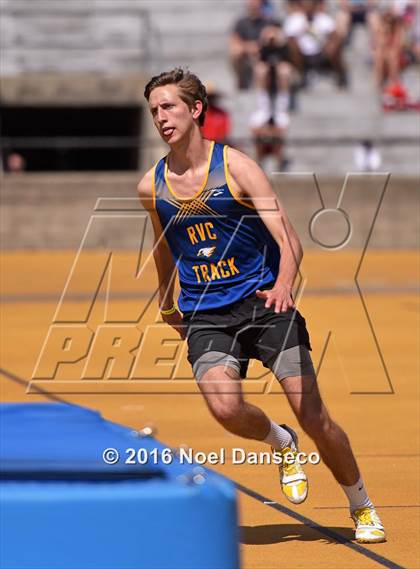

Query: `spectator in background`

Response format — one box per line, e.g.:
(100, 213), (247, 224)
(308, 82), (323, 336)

(411, 6), (420, 63)
(372, 7), (404, 89)
(401, 0), (420, 64)
(253, 23), (297, 113)
(346, 1), (386, 46)
(335, 0), (379, 41)
(354, 139), (382, 171)
(251, 116), (290, 172)
(413, 3), (420, 62)
(256, 24), (295, 102)
(250, 23), (294, 171)
(284, 0), (348, 88)
(6, 152), (26, 173)
(370, 1), (419, 92)
(229, 0), (279, 89)
(201, 82), (231, 144)
(250, 27), (291, 171)
(342, 0), (373, 27)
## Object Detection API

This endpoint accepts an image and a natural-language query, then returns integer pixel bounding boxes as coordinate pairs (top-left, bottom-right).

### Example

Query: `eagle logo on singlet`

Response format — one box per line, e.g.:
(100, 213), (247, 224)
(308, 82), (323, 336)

(209, 188), (224, 197)
(197, 246), (216, 258)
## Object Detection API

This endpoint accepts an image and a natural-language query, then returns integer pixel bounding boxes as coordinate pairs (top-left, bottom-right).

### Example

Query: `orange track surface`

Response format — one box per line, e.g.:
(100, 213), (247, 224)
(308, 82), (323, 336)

(1, 250), (419, 569)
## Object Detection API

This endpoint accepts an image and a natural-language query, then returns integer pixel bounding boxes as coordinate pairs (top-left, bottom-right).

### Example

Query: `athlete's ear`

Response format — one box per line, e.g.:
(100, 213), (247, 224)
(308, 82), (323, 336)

(191, 100), (203, 121)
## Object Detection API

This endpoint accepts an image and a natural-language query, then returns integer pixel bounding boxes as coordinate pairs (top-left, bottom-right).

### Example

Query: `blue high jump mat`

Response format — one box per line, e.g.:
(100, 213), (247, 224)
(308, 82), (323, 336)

(0, 403), (240, 569)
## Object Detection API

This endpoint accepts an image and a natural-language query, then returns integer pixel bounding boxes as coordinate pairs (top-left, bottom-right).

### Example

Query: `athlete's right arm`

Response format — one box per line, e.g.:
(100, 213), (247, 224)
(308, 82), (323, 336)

(137, 169), (185, 339)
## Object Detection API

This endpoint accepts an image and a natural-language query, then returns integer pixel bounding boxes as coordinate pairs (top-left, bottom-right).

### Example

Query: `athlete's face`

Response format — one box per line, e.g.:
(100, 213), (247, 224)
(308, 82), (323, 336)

(148, 85), (202, 144)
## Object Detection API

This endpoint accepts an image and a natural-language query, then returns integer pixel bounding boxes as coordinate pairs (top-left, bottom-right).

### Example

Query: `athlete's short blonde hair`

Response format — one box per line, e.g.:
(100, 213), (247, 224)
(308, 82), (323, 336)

(144, 68), (208, 126)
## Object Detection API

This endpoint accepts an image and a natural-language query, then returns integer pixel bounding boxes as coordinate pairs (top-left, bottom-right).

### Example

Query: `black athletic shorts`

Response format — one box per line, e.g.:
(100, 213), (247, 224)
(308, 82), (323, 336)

(182, 283), (312, 379)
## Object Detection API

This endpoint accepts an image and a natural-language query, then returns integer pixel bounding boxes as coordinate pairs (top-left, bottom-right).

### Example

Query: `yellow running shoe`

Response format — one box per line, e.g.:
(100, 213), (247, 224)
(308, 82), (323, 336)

(351, 507), (386, 543)
(273, 424), (308, 505)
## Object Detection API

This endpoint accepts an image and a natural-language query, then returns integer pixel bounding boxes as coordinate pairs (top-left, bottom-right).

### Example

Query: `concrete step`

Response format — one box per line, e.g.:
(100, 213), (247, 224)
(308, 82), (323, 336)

(284, 143), (420, 176)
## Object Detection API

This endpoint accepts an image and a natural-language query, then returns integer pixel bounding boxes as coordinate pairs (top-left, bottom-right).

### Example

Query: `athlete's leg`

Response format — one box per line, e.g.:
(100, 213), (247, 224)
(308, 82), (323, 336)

(193, 355), (292, 448)
(279, 371), (385, 541)
(280, 372), (359, 486)
(195, 354), (308, 505)
(198, 365), (268, 438)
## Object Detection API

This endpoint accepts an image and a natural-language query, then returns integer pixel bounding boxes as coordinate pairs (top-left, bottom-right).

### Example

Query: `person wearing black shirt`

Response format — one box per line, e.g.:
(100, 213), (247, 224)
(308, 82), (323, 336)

(229, 0), (279, 89)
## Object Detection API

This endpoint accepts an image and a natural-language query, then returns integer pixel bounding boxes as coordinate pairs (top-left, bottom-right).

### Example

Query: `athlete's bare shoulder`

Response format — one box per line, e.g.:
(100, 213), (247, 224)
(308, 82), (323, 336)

(225, 145), (273, 200)
(225, 145), (257, 172)
(137, 166), (156, 211)
(137, 166), (155, 199)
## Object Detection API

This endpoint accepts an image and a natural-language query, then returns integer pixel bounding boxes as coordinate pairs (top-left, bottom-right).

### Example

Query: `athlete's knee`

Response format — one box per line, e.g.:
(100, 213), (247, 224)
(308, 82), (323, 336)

(210, 399), (245, 428)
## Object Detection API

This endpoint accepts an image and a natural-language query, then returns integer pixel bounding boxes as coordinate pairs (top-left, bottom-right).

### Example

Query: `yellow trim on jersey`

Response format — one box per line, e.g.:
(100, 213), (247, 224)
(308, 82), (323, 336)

(223, 145), (256, 210)
(164, 140), (215, 202)
(151, 162), (158, 210)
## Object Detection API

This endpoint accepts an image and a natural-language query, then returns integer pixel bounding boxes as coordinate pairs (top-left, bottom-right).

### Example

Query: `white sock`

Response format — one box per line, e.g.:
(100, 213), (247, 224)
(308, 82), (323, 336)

(275, 91), (290, 113)
(263, 421), (293, 450)
(256, 89), (271, 114)
(340, 477), (374, 512)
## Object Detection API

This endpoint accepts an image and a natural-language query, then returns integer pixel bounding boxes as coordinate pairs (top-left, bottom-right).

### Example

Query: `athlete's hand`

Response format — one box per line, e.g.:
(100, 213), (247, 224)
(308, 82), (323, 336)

(256, 284), (296, 314)
(161, 309), (186, 340)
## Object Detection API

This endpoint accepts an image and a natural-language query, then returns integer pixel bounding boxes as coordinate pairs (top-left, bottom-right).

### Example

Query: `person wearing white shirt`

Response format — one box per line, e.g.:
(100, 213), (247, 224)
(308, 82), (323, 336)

(284, 0), (348, 87)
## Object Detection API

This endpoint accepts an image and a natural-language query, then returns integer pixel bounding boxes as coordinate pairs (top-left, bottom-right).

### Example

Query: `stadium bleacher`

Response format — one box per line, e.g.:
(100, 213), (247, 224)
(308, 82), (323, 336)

(1, 0), (419, 174)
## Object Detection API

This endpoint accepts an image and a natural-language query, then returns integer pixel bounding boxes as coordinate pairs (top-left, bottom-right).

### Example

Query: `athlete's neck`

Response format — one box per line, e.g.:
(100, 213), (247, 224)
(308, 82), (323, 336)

(167, 130), (211, 175)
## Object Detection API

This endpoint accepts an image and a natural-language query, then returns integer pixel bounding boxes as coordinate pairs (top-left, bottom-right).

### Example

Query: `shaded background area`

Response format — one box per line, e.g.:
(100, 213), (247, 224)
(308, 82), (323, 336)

(1, 105), (142, 170)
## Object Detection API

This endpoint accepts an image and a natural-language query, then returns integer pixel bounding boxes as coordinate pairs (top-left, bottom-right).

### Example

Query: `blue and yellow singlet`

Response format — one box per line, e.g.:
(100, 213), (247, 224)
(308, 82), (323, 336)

(153, 142), (281, 312)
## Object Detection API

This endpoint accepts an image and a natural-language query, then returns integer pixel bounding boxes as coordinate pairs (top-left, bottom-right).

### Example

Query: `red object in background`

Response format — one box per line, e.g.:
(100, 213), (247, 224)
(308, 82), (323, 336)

(382, 81), (420, 111)
(201, 105), (231, 142)
(386, 82), (407, 100)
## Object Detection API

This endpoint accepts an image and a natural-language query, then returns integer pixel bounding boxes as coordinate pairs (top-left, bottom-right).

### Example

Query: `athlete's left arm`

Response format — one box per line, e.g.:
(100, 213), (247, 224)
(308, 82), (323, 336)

(227, 147), (302, 313)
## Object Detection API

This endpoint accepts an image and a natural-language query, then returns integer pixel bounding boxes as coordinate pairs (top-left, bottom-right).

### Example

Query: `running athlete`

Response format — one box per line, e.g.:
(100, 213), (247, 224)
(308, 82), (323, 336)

(137, 68), (386, 543)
